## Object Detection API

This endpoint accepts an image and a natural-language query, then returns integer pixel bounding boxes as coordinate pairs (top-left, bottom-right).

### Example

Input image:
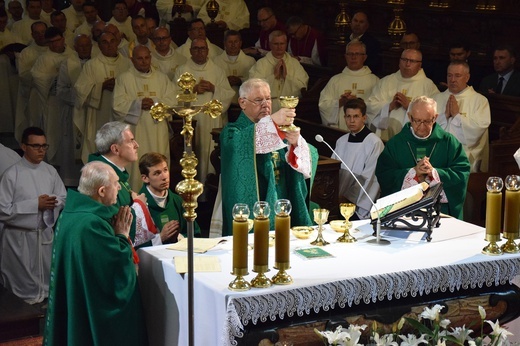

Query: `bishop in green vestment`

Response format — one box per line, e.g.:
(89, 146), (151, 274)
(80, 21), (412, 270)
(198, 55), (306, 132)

(219, 78), (319, 235)
(43, 161), (148, 346)
(376, 96), (470, 219)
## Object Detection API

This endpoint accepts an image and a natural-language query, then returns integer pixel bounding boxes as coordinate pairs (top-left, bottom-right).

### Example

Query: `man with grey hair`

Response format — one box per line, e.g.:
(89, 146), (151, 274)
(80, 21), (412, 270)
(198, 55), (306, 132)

(375, 95), (470, 219)
(88, 121), (149, 242)
(44, 161), (148, 345)
(319, 41), (379, 130)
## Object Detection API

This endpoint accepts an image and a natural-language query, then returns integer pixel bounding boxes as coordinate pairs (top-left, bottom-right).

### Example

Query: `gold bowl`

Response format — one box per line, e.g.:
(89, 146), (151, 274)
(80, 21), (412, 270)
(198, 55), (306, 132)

(330, 220), (347, 233)
(291, 226), (314, 239)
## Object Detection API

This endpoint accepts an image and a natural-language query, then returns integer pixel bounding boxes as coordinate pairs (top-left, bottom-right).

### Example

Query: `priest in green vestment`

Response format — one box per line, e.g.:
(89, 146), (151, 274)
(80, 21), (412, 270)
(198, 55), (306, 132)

(43, 161), (148, 346)
(137, 152), (200, 246)
(218, 78), (319, 236)
(376, 96), (470, 219)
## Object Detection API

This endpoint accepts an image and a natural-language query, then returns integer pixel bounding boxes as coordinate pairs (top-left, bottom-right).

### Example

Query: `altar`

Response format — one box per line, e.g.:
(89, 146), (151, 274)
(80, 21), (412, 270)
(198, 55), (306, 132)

(138, 218), (520, 346)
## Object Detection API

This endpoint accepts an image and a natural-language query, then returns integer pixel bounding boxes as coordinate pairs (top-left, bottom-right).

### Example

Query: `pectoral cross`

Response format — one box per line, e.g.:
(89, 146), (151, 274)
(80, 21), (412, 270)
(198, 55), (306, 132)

(272, 152), (280, 183)
(137, 84), (157, 97)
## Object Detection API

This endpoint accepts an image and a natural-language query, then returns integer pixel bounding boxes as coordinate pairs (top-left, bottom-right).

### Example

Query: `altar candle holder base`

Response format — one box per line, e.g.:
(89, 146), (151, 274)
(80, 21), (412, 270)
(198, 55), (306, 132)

(310, 232), (330, 246)
(337, 222), (356, 243)
(228, 268), (251, 291)
(251, 265), (272, 288)
(482, 234), (503, 256)
(501, 233), (520, 253)
(272, 262), (293, 285)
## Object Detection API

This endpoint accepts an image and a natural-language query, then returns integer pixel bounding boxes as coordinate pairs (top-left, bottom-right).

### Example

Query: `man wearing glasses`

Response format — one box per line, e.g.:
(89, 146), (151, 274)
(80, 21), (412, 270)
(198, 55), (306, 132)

(285, 15), (326, 66)
(319, 41), (379, 130)
(366, 48), (439, 142)
(212, 78), (318, 236)
(176, 18), (223, 60)
(0, 126), (66, 304)
(375, 96), (470, 219)
(243, 7), (285, 56)
(150, 26), (186, 80)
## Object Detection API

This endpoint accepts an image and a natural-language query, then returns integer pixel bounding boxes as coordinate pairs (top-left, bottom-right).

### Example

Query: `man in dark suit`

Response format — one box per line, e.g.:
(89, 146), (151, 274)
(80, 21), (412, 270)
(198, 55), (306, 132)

(479, 45), (520, 97)
(347, 11), (381, 76)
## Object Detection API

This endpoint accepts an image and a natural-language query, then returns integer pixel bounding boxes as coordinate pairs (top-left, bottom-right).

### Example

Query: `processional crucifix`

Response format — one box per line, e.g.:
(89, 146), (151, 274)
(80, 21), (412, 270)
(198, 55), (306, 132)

(150, 72), (223, 346)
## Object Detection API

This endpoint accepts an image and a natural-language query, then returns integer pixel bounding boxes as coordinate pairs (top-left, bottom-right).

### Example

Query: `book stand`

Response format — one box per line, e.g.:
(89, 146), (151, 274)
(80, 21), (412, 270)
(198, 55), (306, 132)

(370, 183), (444, 242)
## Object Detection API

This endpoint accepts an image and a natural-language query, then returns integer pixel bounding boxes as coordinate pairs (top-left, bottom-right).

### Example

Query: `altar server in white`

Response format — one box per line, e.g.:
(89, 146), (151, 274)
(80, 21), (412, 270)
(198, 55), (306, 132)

(434, 61), (491, 172)
(332, 98), (384, 219)
(319, 41), (379, 130)
(0, 127), (66, 304)
(248, 30), (308, 112)
(173, 38), (234, 186)
(74, 31), (131, 164)
(113, 45), (178, 190)
(366, 49), (438, 141)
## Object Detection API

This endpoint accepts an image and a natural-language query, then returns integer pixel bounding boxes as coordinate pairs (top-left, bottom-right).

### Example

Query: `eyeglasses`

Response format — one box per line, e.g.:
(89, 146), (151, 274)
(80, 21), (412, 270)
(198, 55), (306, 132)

(245, 98), (272, 106)
(409, 116), (435, 126)
(400, 57), (422, 64)
(25, 143), (50, 150)
(257, 15), (273, 24)
(346, 52), (366, 57)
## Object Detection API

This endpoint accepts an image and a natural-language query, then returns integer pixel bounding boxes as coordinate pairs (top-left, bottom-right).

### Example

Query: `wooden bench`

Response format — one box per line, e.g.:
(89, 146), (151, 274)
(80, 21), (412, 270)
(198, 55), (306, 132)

(0, 285), (43, 342)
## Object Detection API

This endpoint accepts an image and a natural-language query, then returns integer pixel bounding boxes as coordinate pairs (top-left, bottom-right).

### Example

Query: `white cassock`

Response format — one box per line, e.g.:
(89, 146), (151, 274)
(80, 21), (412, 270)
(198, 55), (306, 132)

(74, 54), (132, 163)
(151, 45), (187, 80)
(332, 128), (384, 219)
(174, 58), (234, 186)
(14, 43), (49, 142)
(56, 54), (89, 186)
(0, 144), (21, 179)
(30, 47), (75, 164)
(319, 66), (379, 130)
(62, 5), (85, 32)
(434, 86), (491, 172)
(63, 28), (75, 49)
(248, 51), (309, 112)
(213, 50), (256, 104)
(155, 0), (204, 25)
(0, 157), (66, 304)
(10, 17), (38, 45)
(113, 67), (178, 190)
(74, 20), (94, 37)
(107, 17), (137, 43)
(197, 0), (250, 30)
(366, 69), (439, 142)
(176, 37), (223, 60)
(39, 10), (54, 26)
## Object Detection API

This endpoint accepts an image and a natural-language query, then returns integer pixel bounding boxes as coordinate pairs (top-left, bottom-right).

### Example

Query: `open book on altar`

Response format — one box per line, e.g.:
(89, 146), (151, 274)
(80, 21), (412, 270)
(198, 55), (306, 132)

(370, 182), (429, 220)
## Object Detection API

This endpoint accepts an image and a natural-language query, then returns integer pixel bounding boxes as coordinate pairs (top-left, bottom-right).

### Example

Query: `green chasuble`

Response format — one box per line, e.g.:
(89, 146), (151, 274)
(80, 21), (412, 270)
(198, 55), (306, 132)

(43, 189), (148, 346)
(375, 123), (470, 219)
(88, 153), (137, 240)
(138, 185), (201, 247)
(220, 112), (319, 236)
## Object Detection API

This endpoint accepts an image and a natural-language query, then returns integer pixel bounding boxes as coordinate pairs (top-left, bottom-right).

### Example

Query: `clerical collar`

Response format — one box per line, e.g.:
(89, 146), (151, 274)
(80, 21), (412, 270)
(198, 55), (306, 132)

(409, 124), (432, 140)
(226, 54), (239, 62)
(347, 126), (371, 143)
(146, 185), (168, 208)
(101, 155), (125, 172)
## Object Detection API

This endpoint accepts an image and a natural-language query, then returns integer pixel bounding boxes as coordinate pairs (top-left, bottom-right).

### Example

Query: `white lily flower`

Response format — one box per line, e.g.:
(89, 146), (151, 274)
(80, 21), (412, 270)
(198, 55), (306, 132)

(436, 339), (446, 346)
(486, 320), (514, 341)
(344, 324), (367, 346)
(447, 325), (474, 343)
(398, 333), (428, 346)
(419, 304), (444, 322)
(478, 306), (486, 320)
(468, 340), (477, 346)
(373, 332), (399, 346)
(439, 319), (451, 329)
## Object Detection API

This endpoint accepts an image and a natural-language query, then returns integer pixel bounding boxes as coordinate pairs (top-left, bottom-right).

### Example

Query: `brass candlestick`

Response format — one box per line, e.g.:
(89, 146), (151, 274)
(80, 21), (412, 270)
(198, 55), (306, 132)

(272, 199), (292, 285)
(337, 203), (357, 243)
(278, 96), (300, 132)
(251, 201), (272, 288)
(311, 208), (330, 246)
(483, 177), (503, 256)
(502, 175), (520, 253)
(229, 268), (250, 291)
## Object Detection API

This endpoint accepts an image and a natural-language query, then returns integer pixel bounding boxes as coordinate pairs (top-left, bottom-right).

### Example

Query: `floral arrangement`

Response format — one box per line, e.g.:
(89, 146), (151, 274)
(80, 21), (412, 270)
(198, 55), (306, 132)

(314, 305), (514, 346)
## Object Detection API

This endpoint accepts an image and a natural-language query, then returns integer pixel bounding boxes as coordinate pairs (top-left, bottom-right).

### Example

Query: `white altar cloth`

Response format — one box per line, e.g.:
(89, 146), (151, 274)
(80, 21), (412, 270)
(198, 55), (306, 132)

(138, 218), (520, 346)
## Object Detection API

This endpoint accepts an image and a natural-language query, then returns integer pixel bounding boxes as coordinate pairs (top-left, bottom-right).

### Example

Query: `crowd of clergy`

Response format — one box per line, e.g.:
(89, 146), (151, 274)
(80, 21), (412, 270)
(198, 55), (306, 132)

(0, 0), (518, 343)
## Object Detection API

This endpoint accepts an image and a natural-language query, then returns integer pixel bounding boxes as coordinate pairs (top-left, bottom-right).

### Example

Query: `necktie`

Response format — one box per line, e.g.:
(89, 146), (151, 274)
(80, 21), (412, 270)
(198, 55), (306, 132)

(496, 76), (504, 94)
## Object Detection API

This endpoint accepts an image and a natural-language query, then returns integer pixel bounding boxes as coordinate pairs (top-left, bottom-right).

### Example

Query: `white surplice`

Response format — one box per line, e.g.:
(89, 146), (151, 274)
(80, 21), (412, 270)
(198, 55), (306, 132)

(0, 157), (66, 304)
(151, 45), (187, 81)
(213, 50), (256, 104)
(61, 5), (85, 32)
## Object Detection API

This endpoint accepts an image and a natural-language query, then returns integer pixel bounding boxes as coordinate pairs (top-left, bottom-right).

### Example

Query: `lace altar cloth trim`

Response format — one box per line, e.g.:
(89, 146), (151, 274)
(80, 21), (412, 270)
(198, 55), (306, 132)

(223, 257), (520, 345)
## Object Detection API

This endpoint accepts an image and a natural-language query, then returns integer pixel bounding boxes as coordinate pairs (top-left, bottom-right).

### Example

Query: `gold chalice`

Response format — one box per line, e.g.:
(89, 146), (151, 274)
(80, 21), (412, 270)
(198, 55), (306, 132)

(278, 96), (300, 132)
(337, 203), (357, 243)
(311, 208), (329, 246)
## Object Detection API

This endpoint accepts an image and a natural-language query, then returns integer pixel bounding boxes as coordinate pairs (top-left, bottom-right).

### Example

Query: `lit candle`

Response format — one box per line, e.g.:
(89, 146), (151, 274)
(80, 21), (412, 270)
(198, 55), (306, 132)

(253, 201), (270, 268)
(504, 175), (520, 234)
(275, 199), (292, 264)
(485, 177), (503, 236)
(232, 204), (249, 270)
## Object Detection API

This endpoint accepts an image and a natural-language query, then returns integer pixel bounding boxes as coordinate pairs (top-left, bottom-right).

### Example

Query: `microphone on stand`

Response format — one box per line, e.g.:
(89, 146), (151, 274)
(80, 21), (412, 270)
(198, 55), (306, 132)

(315, 134), (390, 245)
